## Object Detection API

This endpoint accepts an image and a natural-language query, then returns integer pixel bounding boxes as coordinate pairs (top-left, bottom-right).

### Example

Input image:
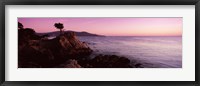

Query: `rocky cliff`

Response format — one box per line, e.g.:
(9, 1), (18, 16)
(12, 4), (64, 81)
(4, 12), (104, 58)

(18, 28), (92, 68)
(18, 28), (136, 68)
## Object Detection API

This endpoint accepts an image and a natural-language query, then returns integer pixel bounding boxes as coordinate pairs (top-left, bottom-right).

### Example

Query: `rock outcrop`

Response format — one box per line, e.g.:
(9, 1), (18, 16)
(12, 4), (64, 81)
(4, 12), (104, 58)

(18, 29), (92, 68)
(78, 54), (132, 68)
(56, 59), (81, 68)
(18, 28), (137, 68)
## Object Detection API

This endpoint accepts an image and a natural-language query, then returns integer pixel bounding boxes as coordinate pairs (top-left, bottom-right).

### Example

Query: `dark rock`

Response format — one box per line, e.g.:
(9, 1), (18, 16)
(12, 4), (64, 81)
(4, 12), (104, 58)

(18, 61), (42, 68)
(18, 29), (92, 68)
(135, 63), (143, 68)
(56, 59), (81, 68)
(79, 54), (133, 68)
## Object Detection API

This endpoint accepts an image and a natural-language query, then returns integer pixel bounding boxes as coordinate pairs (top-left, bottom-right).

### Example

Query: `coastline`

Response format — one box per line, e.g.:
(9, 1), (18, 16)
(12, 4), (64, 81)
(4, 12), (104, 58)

(18, 28), (142, 68)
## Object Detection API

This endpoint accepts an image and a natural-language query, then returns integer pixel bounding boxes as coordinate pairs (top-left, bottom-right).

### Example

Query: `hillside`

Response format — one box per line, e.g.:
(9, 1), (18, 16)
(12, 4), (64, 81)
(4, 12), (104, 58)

(36, 31), (104, 37)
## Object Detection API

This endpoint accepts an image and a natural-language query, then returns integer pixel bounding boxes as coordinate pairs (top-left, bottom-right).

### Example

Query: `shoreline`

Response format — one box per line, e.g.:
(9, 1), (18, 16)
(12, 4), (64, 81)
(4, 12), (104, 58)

(18, 28), (143, 68)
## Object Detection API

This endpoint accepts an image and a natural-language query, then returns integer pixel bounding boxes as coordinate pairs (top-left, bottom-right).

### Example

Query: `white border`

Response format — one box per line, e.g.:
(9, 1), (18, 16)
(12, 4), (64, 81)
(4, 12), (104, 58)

(5, 5), (195, 81)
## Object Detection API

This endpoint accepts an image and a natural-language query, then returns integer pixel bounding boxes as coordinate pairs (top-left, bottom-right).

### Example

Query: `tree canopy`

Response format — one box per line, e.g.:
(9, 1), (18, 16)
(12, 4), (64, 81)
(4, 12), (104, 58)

(18, 22), (24, 29)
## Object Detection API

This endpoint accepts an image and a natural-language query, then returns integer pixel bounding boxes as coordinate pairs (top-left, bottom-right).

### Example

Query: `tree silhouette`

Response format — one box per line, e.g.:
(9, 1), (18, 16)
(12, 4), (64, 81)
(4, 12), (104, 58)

(54, 23), (64, 35)
(18, 22), (24, 29)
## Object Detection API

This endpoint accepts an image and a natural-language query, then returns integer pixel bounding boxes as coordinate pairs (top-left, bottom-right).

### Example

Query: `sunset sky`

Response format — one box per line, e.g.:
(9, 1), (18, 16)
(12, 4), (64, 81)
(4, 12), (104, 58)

(18, 18), (182, 36)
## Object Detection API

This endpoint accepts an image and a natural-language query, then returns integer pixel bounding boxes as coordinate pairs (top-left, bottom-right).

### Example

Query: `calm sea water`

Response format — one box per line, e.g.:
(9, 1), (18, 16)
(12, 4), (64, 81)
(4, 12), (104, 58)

(77, 36), (182, 68)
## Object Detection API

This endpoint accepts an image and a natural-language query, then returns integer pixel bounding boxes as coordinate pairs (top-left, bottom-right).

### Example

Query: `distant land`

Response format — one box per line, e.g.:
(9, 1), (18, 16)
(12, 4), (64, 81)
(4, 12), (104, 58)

(36, 30), (105, 37)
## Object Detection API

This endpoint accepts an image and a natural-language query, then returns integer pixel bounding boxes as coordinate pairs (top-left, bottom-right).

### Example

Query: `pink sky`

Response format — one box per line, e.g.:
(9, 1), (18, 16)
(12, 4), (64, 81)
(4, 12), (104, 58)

(18, 18), (182, 36)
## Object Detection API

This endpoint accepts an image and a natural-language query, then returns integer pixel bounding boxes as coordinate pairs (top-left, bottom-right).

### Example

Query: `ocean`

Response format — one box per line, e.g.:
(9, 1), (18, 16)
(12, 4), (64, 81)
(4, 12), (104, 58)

(77, 36), (182, 68)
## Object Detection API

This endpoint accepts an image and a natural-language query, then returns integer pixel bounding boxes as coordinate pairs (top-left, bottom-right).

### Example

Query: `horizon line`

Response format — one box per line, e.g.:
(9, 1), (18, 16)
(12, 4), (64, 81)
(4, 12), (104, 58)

(34, 30), (182, 37)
